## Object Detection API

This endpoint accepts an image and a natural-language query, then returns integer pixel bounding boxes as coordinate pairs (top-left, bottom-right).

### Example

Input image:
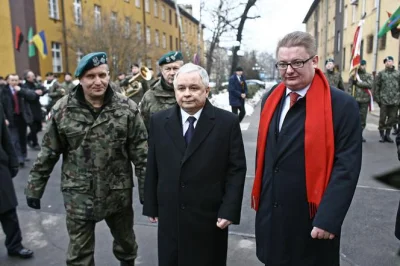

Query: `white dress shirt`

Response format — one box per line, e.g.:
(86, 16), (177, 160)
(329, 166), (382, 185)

(279, 84), (311, 131)
(181, 108), (203, 136)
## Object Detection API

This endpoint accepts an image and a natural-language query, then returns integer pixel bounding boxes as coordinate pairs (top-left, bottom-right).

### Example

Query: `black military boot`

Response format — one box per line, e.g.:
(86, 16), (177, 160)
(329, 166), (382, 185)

(385, 129), (394, 143)
(393, 124), (399, 135)
(120, 261), (134, 266)
(379, 130), (386, 142)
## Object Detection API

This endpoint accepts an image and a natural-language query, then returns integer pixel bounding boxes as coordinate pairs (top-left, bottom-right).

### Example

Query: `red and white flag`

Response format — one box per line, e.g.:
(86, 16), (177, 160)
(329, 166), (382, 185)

(350, 19), (365, 74)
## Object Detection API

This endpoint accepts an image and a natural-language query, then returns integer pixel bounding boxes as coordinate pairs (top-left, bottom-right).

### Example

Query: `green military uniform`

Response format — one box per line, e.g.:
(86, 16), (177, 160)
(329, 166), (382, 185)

(325, 70), (345, 90)
(25, 52), (148, 266)
(374, 65), (400, 142)
(350, 64), (373, 142)
(48, 81), (76, 110)
(60, 81), (76, 95)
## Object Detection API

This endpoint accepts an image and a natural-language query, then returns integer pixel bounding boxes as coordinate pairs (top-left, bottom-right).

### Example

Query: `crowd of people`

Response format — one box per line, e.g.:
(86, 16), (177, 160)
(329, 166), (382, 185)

(0, 30), (398, 266)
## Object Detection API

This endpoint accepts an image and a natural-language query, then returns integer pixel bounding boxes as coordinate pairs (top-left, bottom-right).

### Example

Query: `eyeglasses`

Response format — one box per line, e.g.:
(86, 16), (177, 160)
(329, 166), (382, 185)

(275, 55), (316, 70)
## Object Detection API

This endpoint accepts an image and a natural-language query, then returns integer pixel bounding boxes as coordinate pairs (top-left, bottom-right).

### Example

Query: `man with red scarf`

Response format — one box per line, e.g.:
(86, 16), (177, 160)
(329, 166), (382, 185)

(252, 31), (362, 265)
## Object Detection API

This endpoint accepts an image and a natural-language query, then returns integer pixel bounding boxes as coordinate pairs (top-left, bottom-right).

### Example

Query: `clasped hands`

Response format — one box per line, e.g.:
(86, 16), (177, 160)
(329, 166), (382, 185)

(311, 227), (335, 240)
(148, 217), (232, 229)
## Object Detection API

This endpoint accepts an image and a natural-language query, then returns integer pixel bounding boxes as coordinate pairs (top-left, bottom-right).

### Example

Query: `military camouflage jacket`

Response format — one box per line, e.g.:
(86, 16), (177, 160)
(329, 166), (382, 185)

(139, 78), (176, 132)
(25, 85), (148, 221)
(350, 69), (373, 103)
(374, 67), (400, 106)
(325, 70), (345, 90)
(60, 81), (75, 95)
(48, 81), (66, 103)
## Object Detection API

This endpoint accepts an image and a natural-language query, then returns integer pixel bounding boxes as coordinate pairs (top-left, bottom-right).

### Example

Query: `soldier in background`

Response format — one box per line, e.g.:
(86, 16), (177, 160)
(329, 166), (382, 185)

(324, 58), (345, 90)
(60, 72), (75, 95)
(140, 51), (184, 132)
(374, 56), (400, 143)
(349, 60), (373, 142)
(25, 52), (148, 266)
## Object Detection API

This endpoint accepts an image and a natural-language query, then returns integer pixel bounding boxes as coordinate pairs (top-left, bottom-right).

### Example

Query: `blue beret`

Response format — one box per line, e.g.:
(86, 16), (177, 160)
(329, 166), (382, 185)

(360, 59), (367, 65)
(75, 52), (108, 77)
(384, 56), (394, 63)
(325, 58), (334, 65)
(158, 51), (183, 66)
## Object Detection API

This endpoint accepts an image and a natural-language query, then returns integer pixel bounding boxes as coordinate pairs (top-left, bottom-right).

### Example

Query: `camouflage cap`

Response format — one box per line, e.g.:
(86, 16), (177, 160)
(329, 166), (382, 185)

(158, 51), (183, 66)
(75, 52), (108, 78)
(384, 56), (394, 64)
(325, 58), (334, 65)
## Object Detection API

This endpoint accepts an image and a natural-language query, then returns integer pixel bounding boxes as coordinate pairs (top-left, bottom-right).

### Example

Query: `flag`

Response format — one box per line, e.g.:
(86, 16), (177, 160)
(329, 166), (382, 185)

(378, 6), (400, 38)
(31, 30), (48, 59)
(15, 26), (24, 51)
(28, 27), (36, 57)
(349, 19), (364, 74)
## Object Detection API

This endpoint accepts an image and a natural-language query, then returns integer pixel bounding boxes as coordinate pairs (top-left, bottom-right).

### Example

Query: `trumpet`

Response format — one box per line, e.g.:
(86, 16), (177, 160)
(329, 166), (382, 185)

(122, 66), (152, 98)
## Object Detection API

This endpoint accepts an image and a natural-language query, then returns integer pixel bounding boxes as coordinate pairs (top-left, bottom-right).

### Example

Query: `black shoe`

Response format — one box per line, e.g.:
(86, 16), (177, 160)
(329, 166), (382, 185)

(120, 261), (134, 266)
(24, 158), (31, 162)
(379, 130), (385, 143)
(31, 144), (41, 151)
(362, 137), (366, 142)
(8, 248), (34, 259)
(385, 129), (394, 143)
(19, 162), (25, 168)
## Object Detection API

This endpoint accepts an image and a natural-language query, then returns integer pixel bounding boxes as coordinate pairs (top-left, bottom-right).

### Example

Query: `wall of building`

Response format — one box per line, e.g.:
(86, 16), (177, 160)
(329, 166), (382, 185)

(0, 0), (16, 76)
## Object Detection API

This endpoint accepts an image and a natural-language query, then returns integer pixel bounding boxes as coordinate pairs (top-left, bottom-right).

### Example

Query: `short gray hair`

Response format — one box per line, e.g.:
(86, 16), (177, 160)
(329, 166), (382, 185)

(276, 31), (317, 58)
(173, 63), (209, 88)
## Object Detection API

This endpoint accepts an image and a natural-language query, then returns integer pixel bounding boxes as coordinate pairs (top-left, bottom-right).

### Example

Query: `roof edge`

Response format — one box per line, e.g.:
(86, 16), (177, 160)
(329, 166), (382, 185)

(303, 0), (321, 24)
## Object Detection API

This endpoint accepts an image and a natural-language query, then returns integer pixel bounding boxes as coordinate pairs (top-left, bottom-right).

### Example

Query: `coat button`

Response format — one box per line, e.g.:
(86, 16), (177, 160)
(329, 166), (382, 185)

(180, 204), (185, 210)
(180, 182), (185, 188)
(273, 202), (279, 208)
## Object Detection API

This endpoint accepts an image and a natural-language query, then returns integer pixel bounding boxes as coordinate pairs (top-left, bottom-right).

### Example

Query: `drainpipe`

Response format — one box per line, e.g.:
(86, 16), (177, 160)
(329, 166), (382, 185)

(372, 0), (381, 76)
(60, 0), (69, 73)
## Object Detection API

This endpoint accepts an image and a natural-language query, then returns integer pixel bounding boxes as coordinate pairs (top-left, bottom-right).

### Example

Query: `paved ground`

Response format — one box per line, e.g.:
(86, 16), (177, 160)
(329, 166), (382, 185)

(1, 95), (400, 265)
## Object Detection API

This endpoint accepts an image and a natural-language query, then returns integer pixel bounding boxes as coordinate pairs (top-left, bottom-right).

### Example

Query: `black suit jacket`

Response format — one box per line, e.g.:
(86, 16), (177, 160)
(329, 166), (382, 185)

(143, 100), (247, 266)
(1, 85), (36, 126)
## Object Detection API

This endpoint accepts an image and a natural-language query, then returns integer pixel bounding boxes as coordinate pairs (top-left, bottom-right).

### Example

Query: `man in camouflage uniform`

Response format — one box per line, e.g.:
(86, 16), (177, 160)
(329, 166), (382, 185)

(140, 51), (184, 132)
(349, 60), (373, 142)
(25, 52), (148, 266)
(48, 73), (76, 110)
(374, 56), (400, 143)
(324, 58), (345, 90)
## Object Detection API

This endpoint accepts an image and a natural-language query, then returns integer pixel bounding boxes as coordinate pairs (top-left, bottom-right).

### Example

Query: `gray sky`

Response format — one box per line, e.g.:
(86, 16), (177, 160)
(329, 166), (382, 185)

(177, 0), (315, 55)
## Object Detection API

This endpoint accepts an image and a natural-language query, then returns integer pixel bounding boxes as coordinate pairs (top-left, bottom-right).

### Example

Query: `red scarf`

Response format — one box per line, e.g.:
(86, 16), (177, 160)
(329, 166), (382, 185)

(251, 68), (334, 218)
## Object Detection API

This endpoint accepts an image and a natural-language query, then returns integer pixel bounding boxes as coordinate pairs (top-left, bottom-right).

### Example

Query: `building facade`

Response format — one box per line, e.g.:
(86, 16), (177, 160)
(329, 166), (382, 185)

(0, 0), (204, 79)
(304, 0), (400, 82)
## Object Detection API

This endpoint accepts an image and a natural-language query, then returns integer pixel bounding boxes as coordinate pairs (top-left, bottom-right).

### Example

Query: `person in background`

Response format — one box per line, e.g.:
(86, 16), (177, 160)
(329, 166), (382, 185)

(228, 66), (248, 123)
(324, 58), (345, 91)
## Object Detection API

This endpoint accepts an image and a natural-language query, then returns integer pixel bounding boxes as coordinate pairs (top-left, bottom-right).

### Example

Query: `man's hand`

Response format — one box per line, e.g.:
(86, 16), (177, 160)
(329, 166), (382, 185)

(216, 218), (232, 229)
(26, 197), (41, 209)
(10, 167), (18, 178)
(241, 93), (246, 99)
(148, 217), (158, 223)
(14, 86), (21, 92)
(5, 119), (9, 126)
(311, 227), (335, 240)
(35, 90), (43, 96)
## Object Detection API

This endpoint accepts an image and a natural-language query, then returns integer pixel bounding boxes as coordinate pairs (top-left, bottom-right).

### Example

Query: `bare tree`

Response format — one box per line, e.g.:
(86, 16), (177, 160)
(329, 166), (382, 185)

(65, 8), (148, 80)
(230, 0), (259, 75)
(257, 51), (277, 80)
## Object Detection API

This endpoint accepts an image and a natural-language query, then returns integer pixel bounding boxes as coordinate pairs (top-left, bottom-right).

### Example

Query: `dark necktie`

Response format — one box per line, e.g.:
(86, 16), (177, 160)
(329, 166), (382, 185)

(184, 116), (196, 145)
(289, 92), (300, 108)
(12, 89), (20, 115)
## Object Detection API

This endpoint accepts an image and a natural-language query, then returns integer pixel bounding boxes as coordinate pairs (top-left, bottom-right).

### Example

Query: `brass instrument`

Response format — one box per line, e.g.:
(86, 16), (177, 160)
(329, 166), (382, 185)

(122, 66), (152, 98)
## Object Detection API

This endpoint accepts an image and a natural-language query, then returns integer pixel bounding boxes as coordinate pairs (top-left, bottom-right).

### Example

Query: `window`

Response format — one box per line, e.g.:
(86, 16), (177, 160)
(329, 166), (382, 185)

(154, 1), (158, 17)
(52, 42), (63, 73)
(176, 37), (178, 50)
(336, 31), (341, 53)
(145, 0), (150, 12)
(170, 35), (173, 50)
(155, 30), (160, 47)
(94, 5), (101, 29)
(135, 0), (140, 8)
(342, 47), (346, 70)
(374, 0), (379, 9)
(339, 0), (342, 13)
(175, 14), (178, 27)
(146, 58), (152, 68)
(146, 26), (151, 45)
(48, 0), (59, 19)
(361, 0), (366, 15)
(367, 34), (373, 53)
(352, 5), (357, 23)
(74, 0), (82, 25)
(169, 9), (172, 24)
(344, 6), (348, 28)
(124, 17), (131, 37)
(76, 48), (83, 64)
(136, 22), (142, 40)
(111, 12), (117, 28)
(162, 33), (166, 49)
(161, 5), (165, 21)
(379, 33), (386, 50)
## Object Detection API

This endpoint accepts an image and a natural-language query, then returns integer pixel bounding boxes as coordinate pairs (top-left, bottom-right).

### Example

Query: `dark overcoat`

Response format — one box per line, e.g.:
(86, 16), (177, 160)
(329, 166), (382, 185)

(228, 74), (248, 107)
(1, 85), (36, 126)
(143, 100), (247, 266)
(0, 105), (19, 214)
(23, 81), (47, 122)
(255, 85), (362, 266)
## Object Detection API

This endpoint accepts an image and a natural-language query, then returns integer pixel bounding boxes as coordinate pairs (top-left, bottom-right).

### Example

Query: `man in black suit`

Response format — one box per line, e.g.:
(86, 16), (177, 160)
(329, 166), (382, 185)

(228, 66), (248, 123)
(252, 31), (362, 266)
(0, 104), (33, 259)
(143, 63), (247, 266)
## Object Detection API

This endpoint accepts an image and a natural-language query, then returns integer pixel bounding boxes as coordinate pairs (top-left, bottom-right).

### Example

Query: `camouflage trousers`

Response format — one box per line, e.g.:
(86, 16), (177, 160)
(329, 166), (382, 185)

(66, 207), (137, 266)
(358, 102), (369, 130)
(379, 104), (398, 130)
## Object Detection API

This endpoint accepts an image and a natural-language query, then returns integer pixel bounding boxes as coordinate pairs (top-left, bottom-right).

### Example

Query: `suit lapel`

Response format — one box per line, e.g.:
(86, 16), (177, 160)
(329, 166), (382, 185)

(182, 100), (215, 164)
(165, 105), (186, 155)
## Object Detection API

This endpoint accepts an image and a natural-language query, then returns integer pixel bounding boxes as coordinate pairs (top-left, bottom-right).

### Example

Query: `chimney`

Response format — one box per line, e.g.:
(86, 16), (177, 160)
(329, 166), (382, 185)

(179, 4), (193, 15)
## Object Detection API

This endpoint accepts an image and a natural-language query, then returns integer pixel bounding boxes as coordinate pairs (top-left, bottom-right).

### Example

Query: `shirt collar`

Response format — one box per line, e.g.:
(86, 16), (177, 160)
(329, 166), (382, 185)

(181, 108), (203, 124)
(285, 83), (311, 98)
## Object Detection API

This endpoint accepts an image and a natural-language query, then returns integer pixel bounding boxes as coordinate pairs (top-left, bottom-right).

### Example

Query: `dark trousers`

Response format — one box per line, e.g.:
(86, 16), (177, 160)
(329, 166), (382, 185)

(9, 115), (27, 163)
(27, 120), (42, 146)
(0, 208), (23, 252)
(232, 104), (246, 123)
